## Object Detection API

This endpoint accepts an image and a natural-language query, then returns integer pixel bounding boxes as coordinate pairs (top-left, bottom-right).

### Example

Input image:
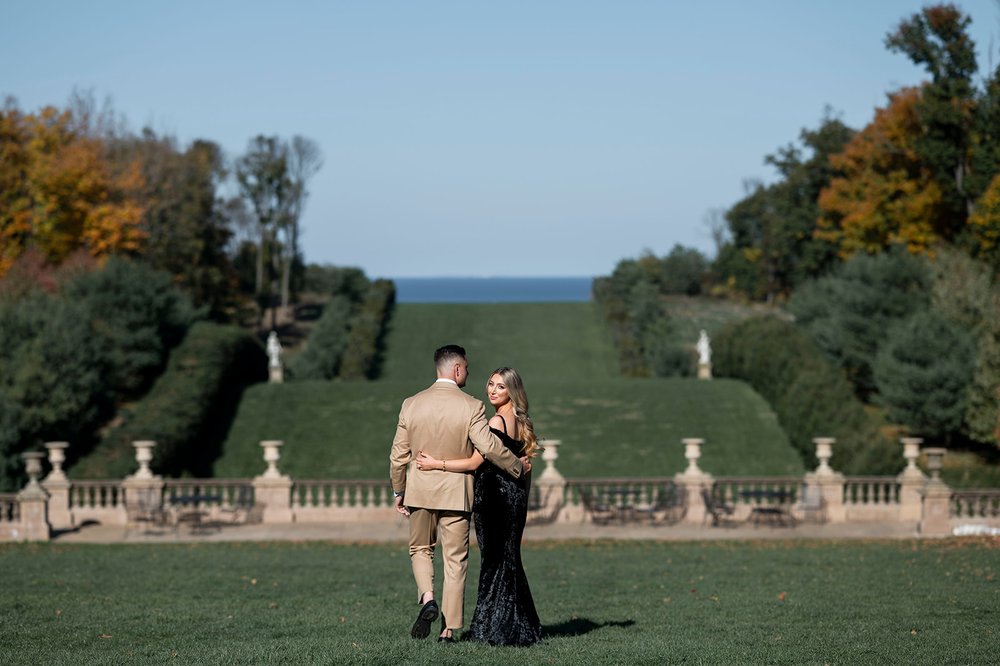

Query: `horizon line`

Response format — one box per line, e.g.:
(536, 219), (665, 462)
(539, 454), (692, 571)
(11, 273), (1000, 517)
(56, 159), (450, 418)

(379, 275), (597, 280)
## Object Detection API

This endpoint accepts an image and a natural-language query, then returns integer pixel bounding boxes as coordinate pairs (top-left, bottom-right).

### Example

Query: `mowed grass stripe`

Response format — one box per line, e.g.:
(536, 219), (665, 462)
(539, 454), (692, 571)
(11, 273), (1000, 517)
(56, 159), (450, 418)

(379, 302), (620, 381)
(1, 540), (995, 664)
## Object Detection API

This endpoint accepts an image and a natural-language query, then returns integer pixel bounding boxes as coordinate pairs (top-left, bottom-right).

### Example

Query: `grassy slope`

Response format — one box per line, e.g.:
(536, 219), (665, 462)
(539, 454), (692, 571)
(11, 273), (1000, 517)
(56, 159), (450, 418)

(1, 540), (996, 664)
(215, 303), (802, 479)
(378, 302), (620, 381)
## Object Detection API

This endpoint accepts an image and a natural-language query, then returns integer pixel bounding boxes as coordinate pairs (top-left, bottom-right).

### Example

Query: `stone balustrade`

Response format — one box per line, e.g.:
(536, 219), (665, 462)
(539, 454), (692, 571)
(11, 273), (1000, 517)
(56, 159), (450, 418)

(69, 481), (127, 526)
(2, 435), (998, 541)
(843, 476), (903, 521)
(951, 489), (1000, 521)
(292, 480), (396, 522)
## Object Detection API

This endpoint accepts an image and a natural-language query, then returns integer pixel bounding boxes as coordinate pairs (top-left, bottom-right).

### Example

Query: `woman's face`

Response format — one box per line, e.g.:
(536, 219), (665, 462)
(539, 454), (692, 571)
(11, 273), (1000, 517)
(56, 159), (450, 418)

(487, 373), (510, 408)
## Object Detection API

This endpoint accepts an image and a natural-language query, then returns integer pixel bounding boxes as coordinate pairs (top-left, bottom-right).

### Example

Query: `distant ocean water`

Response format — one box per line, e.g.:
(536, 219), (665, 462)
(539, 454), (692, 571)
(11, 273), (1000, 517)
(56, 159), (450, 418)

(391, 277), (594, 303)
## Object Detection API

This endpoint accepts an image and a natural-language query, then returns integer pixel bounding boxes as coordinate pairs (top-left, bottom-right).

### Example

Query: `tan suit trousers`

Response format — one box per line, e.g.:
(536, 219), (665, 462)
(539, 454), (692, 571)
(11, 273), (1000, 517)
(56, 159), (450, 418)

(408, 507), (470, 630)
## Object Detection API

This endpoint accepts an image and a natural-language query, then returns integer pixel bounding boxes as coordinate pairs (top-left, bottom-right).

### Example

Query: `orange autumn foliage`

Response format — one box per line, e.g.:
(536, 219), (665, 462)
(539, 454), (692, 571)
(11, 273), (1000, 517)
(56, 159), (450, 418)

(816, 87), (944, 258)
(0, 103), (146, 277)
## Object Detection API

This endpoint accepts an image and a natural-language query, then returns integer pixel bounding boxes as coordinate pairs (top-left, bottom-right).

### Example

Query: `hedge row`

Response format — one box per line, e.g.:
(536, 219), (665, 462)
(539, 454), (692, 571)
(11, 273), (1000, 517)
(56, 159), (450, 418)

(71, 322), (266, 479)
(339, 279), (396, 379)
(290, 279), (395, 381)
(287, 295), (353, 380)
(713, 316), (897, 474)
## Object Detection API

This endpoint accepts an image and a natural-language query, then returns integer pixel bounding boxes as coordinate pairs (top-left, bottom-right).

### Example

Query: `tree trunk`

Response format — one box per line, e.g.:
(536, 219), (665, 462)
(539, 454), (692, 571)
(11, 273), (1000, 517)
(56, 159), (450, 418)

(280, 246), (291, 316)
(255, 222), (265, 296)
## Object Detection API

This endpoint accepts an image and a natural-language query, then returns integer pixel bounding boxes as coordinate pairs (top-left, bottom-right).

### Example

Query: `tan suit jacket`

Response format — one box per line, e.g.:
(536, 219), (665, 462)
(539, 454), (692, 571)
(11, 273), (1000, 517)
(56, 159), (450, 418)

(389, 381), (522, 511)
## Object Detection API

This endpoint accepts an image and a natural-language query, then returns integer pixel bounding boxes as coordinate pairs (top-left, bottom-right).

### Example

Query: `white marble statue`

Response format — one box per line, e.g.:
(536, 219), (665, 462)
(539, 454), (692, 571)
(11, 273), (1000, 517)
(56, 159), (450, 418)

(266, 331), (283, 369)
(696, 330), (711, 365)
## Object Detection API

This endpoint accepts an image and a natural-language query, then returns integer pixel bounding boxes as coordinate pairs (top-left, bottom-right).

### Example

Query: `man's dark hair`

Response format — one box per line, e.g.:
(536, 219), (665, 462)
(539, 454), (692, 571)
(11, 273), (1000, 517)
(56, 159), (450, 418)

(434, 344), (467, 368)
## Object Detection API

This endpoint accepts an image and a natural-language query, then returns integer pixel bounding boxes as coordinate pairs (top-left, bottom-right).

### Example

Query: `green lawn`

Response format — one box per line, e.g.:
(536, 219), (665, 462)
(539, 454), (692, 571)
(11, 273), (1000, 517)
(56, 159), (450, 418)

(213, 302), (802, 479)
(215, 378), (802, 479)
(379, 302), (620, 381)
(1, 539), (995, 664)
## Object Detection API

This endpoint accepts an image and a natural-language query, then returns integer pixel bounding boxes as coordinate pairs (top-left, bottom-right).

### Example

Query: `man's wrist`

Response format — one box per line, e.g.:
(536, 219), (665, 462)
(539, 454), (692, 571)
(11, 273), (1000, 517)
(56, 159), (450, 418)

(393, 490), (404, 498)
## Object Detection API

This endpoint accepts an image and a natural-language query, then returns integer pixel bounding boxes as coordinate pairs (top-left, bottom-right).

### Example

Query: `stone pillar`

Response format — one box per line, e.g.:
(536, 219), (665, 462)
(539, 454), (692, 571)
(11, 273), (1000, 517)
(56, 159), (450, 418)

(253, 440), (293, 523)
(674, 438), (712, 524)
(896, 437), (927, 523)
(803, 437), (846, 523)
(919, 447), (951, 537)
(41, 442), (73, 530)
(535, 439), (566, 519)
(17, 452), (50, 542)
(121, 441), (164, 517)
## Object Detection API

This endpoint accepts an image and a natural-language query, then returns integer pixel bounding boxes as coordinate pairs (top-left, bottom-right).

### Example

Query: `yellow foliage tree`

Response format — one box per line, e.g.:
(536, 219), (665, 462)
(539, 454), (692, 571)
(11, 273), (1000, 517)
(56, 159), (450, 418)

(0, 103), (34, 276)
(0, 103), (146, 277)
(967, 173), (1000, 269)
(816, 87), (945, 258)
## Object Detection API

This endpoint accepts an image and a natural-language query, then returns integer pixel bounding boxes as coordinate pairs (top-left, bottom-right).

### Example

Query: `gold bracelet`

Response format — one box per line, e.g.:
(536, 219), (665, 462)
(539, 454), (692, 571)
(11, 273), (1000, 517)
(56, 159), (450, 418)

(442, 460), (447, 471)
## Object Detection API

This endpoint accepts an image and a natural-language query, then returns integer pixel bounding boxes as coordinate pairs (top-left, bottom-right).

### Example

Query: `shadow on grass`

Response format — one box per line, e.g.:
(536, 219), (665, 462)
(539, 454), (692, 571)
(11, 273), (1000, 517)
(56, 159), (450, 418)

(542, 617), (635, 638)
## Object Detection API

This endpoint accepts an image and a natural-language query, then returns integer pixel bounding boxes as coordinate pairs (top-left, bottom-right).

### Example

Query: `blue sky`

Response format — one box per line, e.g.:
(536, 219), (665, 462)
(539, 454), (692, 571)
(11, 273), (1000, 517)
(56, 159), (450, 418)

(4, 1), (1000, 278)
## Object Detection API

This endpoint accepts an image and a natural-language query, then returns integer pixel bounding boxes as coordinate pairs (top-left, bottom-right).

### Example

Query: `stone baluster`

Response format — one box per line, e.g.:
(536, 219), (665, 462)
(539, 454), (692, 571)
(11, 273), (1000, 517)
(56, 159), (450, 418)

(535, 439), (566, 520)
(121, 441), (165, 520)
(253, 440), (292, 523)
(17, 452), (51, 542)
(675, 438), (712, 524)
(41, 442), (73, 529)
(896, 437), (926, 523)
(803, 437), (846, 522)
(919, 447), (951, 536)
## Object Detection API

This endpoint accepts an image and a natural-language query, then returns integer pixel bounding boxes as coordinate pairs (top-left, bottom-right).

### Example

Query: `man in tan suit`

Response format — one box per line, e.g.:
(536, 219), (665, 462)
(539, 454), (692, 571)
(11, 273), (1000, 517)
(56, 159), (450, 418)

(389, 344), (528, 642)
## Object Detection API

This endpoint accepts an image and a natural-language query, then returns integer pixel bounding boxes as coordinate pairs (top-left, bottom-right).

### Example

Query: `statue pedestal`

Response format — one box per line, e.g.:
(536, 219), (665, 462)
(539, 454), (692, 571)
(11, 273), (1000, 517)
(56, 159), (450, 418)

(697, 362), (712, 380)
(269, 366), (284, 383)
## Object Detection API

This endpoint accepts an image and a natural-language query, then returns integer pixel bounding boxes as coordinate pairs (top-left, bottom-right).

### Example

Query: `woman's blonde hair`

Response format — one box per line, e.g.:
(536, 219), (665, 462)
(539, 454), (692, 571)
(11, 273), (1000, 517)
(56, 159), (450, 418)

(491, 367), (540, 458)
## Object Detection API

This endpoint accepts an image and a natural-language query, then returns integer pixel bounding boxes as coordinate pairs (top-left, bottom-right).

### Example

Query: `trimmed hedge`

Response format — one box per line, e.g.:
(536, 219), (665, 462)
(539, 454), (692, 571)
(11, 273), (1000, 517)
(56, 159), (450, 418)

(287, 295), (353, 380)
(290, 279), (396, 381)
(713, 316), (897, 474)
(339, 279), (396, 379)
(71, 322), (266, 479)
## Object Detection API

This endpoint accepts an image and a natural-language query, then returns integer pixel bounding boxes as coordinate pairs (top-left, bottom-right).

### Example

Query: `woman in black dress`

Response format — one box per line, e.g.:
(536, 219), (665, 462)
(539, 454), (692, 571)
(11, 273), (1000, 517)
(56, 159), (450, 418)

(415, 366), (542, 647)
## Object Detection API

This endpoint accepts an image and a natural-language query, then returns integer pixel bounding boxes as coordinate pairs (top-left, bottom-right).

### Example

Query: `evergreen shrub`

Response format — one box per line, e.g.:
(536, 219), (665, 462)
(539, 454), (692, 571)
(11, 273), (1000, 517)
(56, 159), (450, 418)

(0, 294), (112, 489)
(788, 250), (931, 398)
(874, 310), (975, 439)
(73, 322), (266, 478)
(64, 257), (195, 397)
(714, 316), (896, 473)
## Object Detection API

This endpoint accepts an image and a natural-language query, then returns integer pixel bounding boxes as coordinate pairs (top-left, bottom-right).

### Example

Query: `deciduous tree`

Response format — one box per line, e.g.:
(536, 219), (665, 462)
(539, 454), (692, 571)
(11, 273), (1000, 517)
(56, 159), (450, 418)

(816, 88), (944, 257)
(886, 3), (977, 226)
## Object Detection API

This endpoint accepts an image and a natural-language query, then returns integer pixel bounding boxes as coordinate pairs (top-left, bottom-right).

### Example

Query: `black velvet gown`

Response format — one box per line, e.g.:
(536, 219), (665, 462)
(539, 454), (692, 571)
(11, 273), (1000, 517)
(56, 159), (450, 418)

(467, 421), (542, 647)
